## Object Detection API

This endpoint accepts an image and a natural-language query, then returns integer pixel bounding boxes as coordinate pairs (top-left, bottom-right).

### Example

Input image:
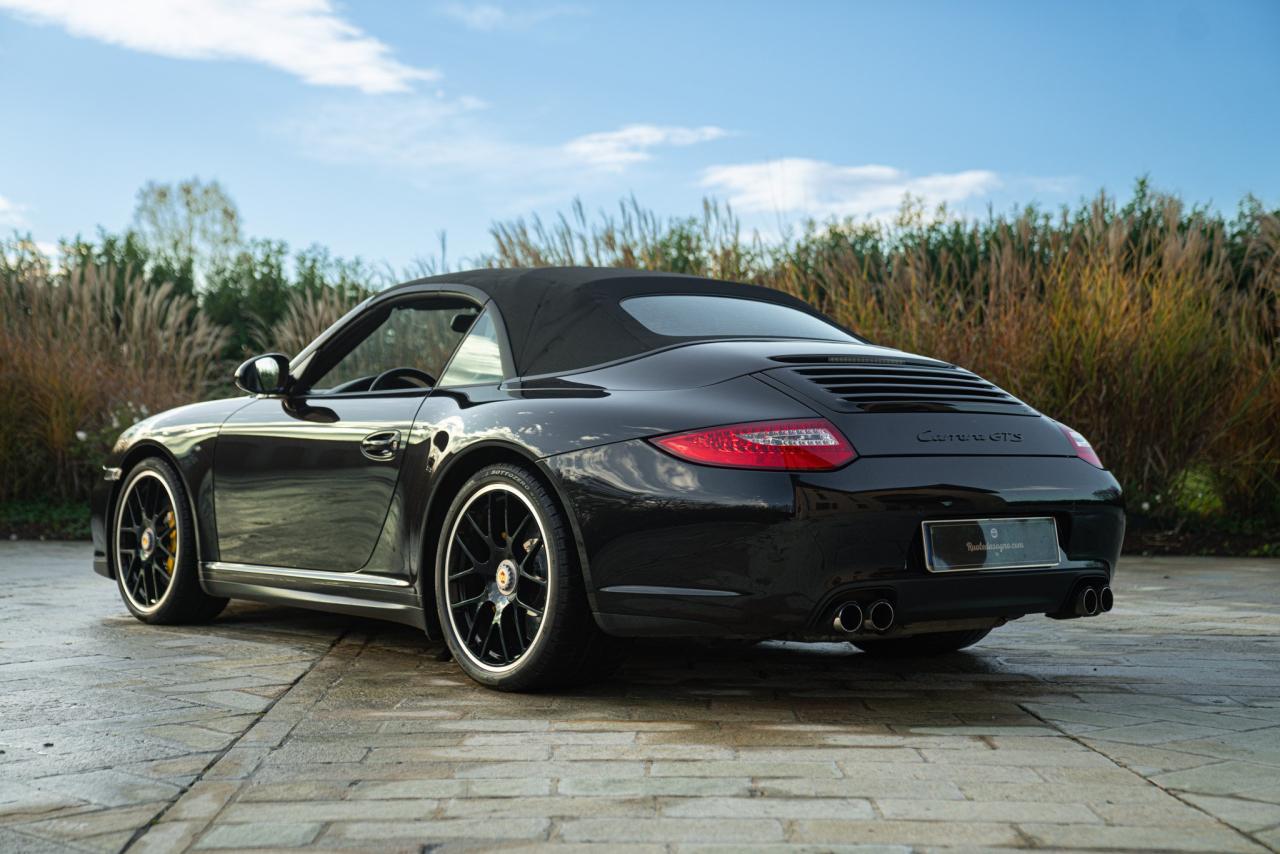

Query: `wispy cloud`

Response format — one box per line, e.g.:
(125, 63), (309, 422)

(700, 158), (1001, 219)
(0, 0), (436, 93)
(283, 96), (727, 201)
(284, 94), (500, 171)
(0, 194), (27, 227)
(438, 2), (585, 31)
(1024, 174), (1079, 195)
(565, 125), (728, 172)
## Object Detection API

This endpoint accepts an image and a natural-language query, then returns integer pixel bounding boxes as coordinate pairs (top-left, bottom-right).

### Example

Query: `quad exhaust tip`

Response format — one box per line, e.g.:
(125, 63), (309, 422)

(832, 600), (895, 634)
(867, 599), (895, 633)
(833, 602), (864, 634)
(1071, 584), (1114, 617)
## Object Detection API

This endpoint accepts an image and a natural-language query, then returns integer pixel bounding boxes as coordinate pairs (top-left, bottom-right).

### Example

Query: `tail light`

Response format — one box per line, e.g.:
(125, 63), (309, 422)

(1058, 423), (1104, 468)
(651, 418), (856, 471)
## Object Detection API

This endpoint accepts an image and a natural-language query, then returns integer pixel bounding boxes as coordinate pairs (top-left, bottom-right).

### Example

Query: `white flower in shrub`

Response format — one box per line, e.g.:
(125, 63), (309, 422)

(75, 430), (88, 442)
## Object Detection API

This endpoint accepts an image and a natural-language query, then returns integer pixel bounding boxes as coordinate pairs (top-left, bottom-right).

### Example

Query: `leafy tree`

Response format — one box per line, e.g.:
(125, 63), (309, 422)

(132, 178), (241, 290)
(202, 239), (291, 358)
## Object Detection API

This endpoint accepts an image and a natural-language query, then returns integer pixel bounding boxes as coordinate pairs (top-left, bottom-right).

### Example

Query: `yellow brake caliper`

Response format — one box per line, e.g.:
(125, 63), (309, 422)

(165, 510), (177, 574)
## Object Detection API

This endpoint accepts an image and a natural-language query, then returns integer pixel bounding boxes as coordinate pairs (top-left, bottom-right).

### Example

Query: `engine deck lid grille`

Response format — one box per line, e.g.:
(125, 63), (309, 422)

(765, 358), (1035, 415)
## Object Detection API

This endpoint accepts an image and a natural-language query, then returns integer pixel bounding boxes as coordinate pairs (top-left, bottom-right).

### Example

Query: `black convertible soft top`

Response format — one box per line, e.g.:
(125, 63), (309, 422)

(397, 267), (848, 377)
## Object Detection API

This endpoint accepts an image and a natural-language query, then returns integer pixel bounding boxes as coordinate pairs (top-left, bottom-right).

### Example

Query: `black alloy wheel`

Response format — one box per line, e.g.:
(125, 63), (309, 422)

(113, 457), (227, 624)
(436, 463), (622, 690)
(444, 481), (551, 670)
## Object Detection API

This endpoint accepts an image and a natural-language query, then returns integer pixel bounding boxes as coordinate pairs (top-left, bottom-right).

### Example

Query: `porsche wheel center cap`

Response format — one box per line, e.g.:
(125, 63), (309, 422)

(495, 559), (518, 596)
(140, 528), (155, 558)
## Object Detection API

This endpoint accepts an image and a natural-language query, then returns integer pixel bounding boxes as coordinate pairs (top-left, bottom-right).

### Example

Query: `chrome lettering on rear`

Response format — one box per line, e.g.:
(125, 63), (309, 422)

(916, 430), (1023, 443)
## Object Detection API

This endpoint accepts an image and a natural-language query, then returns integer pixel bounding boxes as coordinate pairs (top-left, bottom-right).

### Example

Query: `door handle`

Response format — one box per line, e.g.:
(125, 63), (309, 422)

(360, 430), (401, 461)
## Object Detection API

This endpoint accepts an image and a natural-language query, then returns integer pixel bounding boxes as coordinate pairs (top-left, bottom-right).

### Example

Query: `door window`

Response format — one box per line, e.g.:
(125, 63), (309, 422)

(310, 300), (479, 393)
(438, 310), (505, 387)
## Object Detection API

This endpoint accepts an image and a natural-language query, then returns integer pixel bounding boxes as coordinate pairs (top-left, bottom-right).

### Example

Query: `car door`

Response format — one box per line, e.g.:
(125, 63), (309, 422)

(213, 295), (479, 572)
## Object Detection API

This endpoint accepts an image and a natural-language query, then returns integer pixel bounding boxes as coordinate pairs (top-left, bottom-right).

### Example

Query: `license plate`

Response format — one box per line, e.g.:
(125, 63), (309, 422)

(922, 517), (1060, 573)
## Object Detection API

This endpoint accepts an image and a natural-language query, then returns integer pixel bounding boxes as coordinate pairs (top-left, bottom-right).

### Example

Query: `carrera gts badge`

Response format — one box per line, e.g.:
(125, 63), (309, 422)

(916, 429), (1023, 443)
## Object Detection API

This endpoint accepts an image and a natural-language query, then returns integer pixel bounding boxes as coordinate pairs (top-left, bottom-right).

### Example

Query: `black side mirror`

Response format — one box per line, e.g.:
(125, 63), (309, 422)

(235, 353), (292, 397)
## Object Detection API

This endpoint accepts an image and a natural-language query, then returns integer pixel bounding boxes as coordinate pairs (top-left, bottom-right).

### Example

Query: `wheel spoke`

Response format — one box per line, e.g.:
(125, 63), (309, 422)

(464, 512), (488, 544)
(519, 568), (547, 585)
(127, 489), (144, 527)
(508, 514), (530, 547)
(448, 565), (477, 581)
(141, 478), (157, 516)
(137, 554), (151, 603)
(477, 620), (496, 659)
(149, 558), (166, 602)
(450, 591), (487, 610)
(519, 538), (543, 572)
(512, 605), (527, 652)
(514, 596), (543, 616)
(468, 605), (489, 647)
(496, 610), (511, 662)
(454, 534), (482, 567)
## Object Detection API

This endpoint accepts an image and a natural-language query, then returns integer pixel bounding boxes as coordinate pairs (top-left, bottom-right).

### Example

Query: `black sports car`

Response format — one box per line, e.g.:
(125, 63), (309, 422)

(93, 268), (1124, 690)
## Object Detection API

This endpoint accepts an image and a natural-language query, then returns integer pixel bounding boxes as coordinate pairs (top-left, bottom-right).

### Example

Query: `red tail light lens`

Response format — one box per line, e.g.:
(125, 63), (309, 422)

(651, 419), (856, 471)
(1059, 424), (1104, 468)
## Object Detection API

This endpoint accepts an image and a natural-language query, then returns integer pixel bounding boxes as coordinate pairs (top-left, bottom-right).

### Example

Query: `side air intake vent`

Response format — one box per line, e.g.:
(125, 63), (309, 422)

(767, 361), (1034, 415)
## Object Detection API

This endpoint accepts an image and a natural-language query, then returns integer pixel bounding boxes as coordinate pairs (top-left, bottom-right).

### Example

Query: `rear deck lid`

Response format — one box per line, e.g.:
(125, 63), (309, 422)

(761, 354), (1072, 457)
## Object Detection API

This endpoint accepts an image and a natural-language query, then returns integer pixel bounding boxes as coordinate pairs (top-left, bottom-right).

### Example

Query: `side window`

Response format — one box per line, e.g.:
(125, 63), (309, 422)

(438, 310), (505, 387)
(311, 301), (478, 392)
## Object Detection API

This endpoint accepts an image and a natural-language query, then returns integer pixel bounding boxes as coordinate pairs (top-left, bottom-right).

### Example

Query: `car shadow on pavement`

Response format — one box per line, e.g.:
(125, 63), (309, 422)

(211, 599), (1030, 723)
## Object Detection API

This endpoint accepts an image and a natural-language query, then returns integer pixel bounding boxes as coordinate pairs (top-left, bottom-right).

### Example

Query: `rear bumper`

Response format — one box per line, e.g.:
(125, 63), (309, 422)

(547, 441), (1124, 639)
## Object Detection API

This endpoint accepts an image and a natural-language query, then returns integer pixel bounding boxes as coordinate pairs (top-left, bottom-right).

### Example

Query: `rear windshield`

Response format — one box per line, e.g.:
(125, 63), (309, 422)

(620, 295), (855, 342)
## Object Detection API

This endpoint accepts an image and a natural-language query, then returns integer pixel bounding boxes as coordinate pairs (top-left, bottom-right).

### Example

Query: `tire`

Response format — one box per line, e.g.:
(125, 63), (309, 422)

(112, 457), (228, 624)
(435, 463), (620, 691)
(853, 628), (991, 657)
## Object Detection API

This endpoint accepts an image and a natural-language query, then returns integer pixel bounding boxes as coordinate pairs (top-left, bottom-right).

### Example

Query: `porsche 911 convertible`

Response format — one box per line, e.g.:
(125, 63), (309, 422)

(93, 268), (1124, 690)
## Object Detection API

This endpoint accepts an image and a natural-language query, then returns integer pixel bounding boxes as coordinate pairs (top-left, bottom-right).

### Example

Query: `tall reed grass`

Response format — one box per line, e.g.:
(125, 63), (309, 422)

(254, 284), (365, 357)
(2, 185), (1275, 530)
(0, 256), (227, 501)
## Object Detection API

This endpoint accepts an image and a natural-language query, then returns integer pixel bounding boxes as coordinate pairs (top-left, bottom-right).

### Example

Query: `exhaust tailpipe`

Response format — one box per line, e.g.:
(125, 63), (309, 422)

(1099, 586), (1114, 613)
(833, 602), (864, 634)
(1075, 586), (1100, 617)
(867, 600), (895, 633)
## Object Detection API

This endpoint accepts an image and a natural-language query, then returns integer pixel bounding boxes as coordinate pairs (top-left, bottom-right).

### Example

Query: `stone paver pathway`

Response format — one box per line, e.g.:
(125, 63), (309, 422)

(2, 544), (1278, 852)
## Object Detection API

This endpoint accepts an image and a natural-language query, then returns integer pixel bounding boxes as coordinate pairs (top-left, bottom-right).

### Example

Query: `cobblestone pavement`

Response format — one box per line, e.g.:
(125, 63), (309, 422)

(2, 543), (1279, 852)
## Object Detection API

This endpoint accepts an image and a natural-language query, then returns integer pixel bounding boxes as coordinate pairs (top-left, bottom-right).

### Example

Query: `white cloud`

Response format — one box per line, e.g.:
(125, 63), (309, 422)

(700, 158), (1000, 219)
(438, 3), (585, 31)
(564, 125), (728, 172)
(284, 99), (727, 198)
(0, 194), (27, 227)
(0, 0), (436, 93)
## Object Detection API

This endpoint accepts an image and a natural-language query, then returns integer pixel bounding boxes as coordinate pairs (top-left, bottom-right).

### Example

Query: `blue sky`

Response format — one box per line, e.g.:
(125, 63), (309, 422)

(1, 1), (1277, 272)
